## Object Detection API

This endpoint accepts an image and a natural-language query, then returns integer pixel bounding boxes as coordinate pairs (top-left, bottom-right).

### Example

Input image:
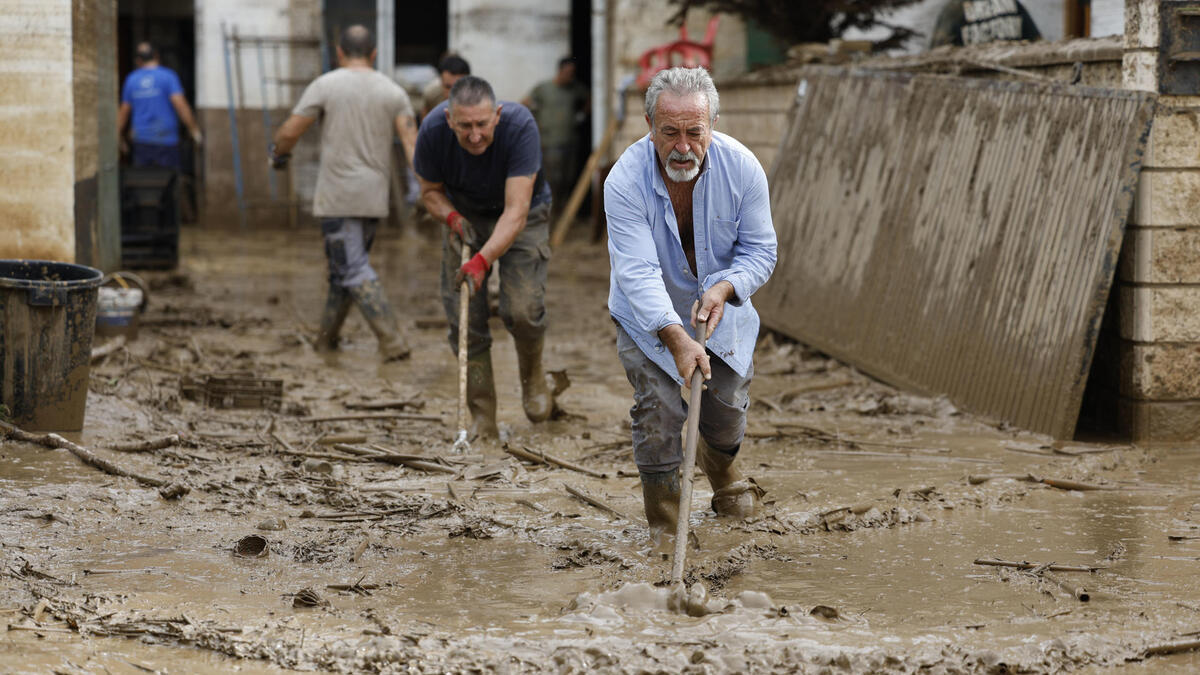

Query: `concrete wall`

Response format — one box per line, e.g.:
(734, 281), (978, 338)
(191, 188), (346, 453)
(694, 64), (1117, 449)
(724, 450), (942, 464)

(0, 0), (78, 262)
(195, 0), (321, 227)
(0, 0), (118, 266)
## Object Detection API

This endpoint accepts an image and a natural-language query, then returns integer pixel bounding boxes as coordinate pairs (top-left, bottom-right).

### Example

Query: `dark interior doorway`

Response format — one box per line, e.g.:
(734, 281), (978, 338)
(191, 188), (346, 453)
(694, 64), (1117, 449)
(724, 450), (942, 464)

(117, 0), (197, 223)
(395, 0), (449, 67)
(570, 0), (595, 220)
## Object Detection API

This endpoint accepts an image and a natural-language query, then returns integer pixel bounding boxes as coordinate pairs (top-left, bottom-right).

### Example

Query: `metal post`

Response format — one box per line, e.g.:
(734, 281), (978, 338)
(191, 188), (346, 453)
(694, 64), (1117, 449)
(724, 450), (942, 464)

(255, 38), (277, 200)
(221, 21), (248, 228)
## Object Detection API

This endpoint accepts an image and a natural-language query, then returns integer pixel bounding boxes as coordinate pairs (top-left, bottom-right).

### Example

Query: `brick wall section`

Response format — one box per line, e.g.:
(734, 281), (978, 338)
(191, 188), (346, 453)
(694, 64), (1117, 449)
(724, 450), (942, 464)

(0, 0), (76, 261)
(1116, 0), (1200, 440)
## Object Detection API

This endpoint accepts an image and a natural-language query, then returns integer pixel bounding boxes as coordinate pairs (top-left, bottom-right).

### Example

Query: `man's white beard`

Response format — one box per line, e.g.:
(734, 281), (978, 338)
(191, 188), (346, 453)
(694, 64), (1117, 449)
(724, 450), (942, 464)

(664, 150), (700, 182)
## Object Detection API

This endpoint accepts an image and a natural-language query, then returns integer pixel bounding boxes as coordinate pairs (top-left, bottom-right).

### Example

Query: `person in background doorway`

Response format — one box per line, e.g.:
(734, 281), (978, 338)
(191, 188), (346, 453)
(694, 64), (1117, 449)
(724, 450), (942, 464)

(421, 55), (471, 119)
(523, 56), (589, 216)
(117, 42), (203, 169)
(268, 24), (418, 362)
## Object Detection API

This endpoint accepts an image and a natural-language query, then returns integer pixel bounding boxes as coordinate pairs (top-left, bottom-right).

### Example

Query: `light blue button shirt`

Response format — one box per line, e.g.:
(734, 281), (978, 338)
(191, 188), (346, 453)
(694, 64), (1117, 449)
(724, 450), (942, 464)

(605, 131), (777, 383)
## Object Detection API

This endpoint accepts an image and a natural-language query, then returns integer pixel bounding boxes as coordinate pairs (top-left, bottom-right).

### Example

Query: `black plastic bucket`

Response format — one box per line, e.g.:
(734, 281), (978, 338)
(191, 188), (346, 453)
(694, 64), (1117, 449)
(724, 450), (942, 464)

(0, 259), (103, 431)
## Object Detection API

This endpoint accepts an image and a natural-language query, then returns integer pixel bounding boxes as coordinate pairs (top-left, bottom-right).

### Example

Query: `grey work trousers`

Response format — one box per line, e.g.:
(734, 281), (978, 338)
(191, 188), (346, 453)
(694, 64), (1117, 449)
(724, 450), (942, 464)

(615, 322), (753, 473)
(321, 217), (380, 288)
(440, 203), (551, 356)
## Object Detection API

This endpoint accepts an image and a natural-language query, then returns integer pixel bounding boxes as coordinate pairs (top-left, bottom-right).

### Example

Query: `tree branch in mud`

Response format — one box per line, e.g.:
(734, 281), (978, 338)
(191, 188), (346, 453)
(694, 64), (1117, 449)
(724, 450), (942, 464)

(0, 421), (175, 491)
(504, 444), (608, 479)
(973, 558), (1103, 573)
(106, 434), (181, 453)
(564, 483), (629, 521)
(968, 474), (1117, 491)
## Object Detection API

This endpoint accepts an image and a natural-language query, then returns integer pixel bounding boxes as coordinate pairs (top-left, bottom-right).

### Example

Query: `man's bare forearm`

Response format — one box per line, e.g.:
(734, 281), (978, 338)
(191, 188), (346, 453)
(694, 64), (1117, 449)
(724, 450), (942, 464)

(478, 209), (526, 264)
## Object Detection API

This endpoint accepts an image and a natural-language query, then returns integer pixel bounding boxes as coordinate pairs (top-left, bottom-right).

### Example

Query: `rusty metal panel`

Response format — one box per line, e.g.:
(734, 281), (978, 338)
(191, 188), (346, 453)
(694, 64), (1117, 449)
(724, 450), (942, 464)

(756, 66), (1155, 438)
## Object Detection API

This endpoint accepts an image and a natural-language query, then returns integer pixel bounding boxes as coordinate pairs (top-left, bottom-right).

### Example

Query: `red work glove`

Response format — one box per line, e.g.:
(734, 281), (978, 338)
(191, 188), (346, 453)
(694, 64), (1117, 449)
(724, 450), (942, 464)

(456, 252), (490, 293)
(446, 211), (472, 243)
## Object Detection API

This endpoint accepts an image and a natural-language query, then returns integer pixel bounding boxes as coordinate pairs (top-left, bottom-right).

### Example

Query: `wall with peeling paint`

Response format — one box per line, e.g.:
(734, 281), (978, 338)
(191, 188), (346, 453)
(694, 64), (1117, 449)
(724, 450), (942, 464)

(0, 0), (78, 262)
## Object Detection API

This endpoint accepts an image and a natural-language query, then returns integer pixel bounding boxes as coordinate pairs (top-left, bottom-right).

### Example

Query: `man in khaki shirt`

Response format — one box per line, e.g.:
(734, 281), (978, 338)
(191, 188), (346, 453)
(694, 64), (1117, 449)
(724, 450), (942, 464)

(270, 25), (418, 361)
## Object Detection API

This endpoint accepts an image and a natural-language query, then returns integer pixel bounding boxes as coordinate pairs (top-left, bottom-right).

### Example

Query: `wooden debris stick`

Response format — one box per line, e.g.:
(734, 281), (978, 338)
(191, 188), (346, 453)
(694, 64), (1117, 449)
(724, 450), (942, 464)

(967, 474), (1117, 491)
(564, 483), (628, 521)
(301, 412), (444, 424)
(90, 335), (127, 363)
(973, 558), (1103, 573)
(326, 582), (379, 591)
(334, 443), (459, 474)
(317, 434), (368, 445)
(1045, 573), (1090, 602)
(504, 444), (608, 479)
(106, 434), (181, 453)
(344, 399), (422, 411)
(1145, 638), (1200, 657)
(1, 421), (168, 488)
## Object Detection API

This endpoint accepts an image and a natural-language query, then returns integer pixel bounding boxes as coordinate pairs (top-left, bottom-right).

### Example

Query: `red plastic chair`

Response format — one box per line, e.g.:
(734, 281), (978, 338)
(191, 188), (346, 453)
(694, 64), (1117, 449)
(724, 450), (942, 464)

(635, 16), (720, 89)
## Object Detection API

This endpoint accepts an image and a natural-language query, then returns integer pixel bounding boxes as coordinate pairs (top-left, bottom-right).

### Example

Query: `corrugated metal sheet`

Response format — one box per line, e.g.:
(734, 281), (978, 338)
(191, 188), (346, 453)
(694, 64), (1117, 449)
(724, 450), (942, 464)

(756, 66), (1155, 438)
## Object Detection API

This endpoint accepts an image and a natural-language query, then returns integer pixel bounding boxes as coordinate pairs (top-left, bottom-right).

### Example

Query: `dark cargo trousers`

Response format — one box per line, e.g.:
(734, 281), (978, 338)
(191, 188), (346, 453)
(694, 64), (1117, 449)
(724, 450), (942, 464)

(440, 203), (551, 356)
(615, 322), (753, 473)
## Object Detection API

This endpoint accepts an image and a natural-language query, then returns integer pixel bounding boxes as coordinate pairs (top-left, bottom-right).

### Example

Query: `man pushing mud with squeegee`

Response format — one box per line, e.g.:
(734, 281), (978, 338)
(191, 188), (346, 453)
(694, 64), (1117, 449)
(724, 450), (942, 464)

(413, 75), (557, 440)
(604, 67), (777, 551)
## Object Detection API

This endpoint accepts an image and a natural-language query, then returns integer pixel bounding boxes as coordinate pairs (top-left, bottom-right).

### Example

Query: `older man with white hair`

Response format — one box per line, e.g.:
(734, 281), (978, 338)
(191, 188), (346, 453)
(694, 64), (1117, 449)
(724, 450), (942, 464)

(605, 67), (777, 550)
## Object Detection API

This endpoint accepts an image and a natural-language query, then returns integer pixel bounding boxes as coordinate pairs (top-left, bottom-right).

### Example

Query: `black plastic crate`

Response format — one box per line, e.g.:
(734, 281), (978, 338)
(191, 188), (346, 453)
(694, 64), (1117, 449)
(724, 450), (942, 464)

(120, 167), (180, 269)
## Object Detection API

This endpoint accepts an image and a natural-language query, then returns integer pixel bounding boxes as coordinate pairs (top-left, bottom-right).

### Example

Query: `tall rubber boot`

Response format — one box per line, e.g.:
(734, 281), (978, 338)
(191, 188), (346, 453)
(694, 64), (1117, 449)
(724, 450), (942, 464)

(697, 439), (764, 519)
(640, 468), (681, 556)
(467, 351), (500, 439)
(348, 279), (411, 361)
(314, 285), (353, 352)
(513, 335), (553, 423)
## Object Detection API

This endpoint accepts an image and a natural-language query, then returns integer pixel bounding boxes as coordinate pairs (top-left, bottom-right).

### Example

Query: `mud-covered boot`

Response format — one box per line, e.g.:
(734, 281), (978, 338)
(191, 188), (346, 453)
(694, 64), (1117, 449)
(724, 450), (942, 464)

(697, 439), (764, 519)
(467, 351), (500, 439)
(513, 335), (553, 423)
(348, 279), (411, 361)
(640, 468), (681, 556)
(314, 285), (353, 352)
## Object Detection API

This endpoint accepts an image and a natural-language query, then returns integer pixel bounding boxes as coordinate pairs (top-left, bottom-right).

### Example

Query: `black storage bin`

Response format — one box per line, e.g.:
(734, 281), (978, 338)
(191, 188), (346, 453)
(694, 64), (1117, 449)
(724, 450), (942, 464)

(120, 167), (180, 269)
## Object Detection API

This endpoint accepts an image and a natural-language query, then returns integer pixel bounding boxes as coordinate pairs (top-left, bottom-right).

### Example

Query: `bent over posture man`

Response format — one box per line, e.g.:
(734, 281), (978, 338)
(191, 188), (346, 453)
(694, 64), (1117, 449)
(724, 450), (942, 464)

(413, 76), (555, 438)
(604, 67), (777, 548)
(270, 25), (417, 361)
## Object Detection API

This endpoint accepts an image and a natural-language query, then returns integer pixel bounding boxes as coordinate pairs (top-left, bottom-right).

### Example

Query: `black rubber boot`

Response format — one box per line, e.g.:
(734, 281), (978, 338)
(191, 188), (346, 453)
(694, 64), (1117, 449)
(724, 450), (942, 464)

(513, 335), (553, 423)
(467, 350), (500, 439)
(348, 279), (411, 361)
(640, 468), (681, 555)
(314, 285), (353, 352)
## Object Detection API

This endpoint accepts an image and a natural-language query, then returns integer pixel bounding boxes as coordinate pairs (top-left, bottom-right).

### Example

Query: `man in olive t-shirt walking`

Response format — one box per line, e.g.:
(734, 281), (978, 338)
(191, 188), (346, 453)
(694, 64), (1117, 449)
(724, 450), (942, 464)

(270, 25), (418, 361)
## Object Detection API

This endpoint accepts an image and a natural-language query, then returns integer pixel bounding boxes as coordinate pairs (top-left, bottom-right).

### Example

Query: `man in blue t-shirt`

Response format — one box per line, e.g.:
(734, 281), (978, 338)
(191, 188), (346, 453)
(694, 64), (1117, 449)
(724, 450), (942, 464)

(413, 75), (555, 439)
(117, 42), (203, 169)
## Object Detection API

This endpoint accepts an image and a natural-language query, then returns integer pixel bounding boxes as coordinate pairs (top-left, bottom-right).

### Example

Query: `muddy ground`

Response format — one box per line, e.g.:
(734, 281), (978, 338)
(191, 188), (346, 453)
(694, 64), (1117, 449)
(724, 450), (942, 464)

(4, 225), (1200, 674)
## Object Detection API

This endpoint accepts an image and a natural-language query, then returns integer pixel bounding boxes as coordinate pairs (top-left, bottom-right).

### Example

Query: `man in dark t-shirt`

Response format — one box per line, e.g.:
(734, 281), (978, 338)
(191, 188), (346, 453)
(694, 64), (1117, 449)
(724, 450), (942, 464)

(413, 75), (555, 439)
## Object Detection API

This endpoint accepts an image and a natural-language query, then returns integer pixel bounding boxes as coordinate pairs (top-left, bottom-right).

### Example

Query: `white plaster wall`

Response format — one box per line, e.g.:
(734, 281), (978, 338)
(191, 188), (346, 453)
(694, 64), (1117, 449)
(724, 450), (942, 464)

(1091, 0), (1125, 37)
(195, 0), (318, 109)
(448, 0), (571, 102)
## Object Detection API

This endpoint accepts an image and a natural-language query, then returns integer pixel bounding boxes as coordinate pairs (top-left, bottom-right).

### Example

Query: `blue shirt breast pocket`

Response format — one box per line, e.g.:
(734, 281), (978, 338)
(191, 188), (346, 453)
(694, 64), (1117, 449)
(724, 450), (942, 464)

(711, 218), (740, 267)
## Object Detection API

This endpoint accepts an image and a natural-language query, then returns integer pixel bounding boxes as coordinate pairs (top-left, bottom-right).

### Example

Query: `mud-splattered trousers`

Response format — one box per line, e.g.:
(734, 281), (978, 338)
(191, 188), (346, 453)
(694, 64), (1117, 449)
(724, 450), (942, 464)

(321, 217), (380, 288)
(615, 322), (753, 473)
(440, 203), (551, 356)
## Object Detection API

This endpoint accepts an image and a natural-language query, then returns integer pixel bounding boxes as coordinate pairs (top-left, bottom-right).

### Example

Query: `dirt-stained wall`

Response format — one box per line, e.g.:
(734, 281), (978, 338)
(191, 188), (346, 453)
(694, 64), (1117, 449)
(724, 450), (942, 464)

(450, 0), (571, 102)
(0, 0), (76, 261)
(73, 0), (120, 271)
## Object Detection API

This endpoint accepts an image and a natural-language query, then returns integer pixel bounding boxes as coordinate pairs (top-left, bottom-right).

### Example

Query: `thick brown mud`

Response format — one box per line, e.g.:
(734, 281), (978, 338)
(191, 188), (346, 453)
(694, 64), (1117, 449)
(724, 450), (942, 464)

(4, 226), (1200, 673)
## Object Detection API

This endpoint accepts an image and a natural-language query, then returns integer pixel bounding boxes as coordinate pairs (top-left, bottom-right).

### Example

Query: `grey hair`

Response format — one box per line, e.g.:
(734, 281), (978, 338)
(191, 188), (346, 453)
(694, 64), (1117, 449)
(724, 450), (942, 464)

(448, 75), (496, 109)
(644, 67), (719, 124)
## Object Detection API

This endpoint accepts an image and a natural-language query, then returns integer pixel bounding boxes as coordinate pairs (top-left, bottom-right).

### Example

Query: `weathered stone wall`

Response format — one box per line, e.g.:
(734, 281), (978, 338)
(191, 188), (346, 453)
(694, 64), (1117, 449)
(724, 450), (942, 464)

(0, 0), (77, 261)
(1117, 0), (1200, 441)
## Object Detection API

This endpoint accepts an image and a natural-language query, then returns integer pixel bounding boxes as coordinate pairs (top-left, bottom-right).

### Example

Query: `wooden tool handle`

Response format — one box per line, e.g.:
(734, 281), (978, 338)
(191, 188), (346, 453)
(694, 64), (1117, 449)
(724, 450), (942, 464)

(671, 320), (707, 585)
(456, 240), (471, 435)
